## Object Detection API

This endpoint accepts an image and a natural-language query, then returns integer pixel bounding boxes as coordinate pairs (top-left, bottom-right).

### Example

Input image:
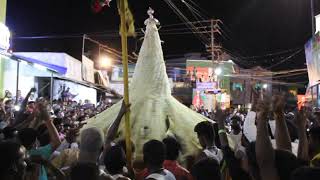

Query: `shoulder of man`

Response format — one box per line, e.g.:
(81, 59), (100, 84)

(99, 169), (115, 180)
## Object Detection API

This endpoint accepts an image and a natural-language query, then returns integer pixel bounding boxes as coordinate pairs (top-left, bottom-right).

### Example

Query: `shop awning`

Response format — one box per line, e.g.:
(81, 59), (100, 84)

(12, 54), (67, 74)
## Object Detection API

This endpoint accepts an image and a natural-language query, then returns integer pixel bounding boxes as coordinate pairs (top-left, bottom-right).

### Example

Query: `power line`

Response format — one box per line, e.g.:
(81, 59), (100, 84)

(266, 48), (303, 70)
(164, 0), (211, 46)
(241, 47), (303, 60)
(85, 36), (136, 62)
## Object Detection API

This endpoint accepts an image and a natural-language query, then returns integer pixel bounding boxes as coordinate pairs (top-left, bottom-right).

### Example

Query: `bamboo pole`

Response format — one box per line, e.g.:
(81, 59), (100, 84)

(119, 0), (132, 169)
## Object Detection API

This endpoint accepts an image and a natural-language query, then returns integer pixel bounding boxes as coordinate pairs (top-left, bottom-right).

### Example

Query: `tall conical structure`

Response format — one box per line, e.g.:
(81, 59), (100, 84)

(82, 9), (208, 159)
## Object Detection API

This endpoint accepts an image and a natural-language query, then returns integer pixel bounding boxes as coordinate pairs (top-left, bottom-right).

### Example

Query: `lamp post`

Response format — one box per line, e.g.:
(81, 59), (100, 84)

(99, 55), (112, 69)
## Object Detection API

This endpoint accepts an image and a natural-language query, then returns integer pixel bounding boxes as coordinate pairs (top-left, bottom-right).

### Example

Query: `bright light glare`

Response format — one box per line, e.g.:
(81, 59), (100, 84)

(14, 105), (20, 111)
(263, 84), (268, 89)
(99, 56), (112, 67)
(215, 68), (222, 75)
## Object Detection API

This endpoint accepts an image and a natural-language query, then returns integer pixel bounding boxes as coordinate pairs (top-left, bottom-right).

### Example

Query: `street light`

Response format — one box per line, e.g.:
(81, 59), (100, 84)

(214, 67), (222, 76)
(99, 55), (112, 68)
(263, 84), (268, 89)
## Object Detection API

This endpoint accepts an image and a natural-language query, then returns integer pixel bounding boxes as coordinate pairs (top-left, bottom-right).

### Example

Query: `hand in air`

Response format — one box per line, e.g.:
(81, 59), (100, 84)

(120, 100), (131, 115)
(30, 87), (37, 93)
(256, 98), (270, 123)
(296, 107), (307, 129)
(215, 108), (227, 125)
(35, 101), (50, 122)
(272, 94), (285, 115)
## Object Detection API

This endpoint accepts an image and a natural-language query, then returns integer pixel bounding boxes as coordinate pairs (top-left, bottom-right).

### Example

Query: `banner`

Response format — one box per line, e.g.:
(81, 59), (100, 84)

(53, 79), (97, 104)
(192, 89), (214, 111)
(109, 83), (124, 95)
(305, 32), (320, 86)
(196, 82), (217, 90)
(82, 55), (95, 83)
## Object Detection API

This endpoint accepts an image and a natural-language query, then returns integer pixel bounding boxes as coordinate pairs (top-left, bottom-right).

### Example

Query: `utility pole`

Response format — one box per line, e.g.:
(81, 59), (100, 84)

(209, 19), (222, 62)
(311, 0), (316, 34)
(211, 19), (215, 62)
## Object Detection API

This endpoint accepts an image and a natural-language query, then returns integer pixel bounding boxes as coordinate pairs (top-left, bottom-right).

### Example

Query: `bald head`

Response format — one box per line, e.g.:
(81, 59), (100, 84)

(80, 127), (104, 153)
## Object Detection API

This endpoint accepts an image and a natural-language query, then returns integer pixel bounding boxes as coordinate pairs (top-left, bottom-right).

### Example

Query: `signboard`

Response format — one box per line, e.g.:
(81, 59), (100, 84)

(111, 64), (135, 82)
(192, 89), (214, 111)
(109, 83), (124, 95)
(218, 93), (231, 110)
(305, 32), (320, 86)
(0, 22), (10, 51)
(186, 59), (234, 93)
(82, 55), (95, 83)
(196, 82), (217, 90)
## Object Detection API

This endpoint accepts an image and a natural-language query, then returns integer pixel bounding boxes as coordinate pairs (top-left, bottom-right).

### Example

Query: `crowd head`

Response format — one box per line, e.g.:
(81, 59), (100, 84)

(1, 87), (320, 180)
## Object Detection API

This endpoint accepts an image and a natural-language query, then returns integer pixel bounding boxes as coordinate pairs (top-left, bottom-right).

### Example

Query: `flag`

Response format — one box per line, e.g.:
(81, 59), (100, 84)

(117, 0), (136, 37)
(91, 0), (111, 13)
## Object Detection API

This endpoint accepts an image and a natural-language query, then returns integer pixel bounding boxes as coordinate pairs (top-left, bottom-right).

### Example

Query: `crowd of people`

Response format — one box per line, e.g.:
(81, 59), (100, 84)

(0, 87), (320, 180)
(0, 87), (114, 130)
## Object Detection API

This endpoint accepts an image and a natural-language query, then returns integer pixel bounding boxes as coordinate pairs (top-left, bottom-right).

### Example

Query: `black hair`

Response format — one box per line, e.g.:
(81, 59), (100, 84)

(143, 140), (165, 167)
(309, 127), (320, 142)
(18, 128), (37, 149)
(286, 119), (298, 142)
(0, 141), (22, 175)
(245, 142), (261, 180)
(245, 142), (302, 180)
(27, 101), (35, 105)
(194, 121), (215, 142)
(275, 149), (302, 180)
(53, 118), (63, 126)
(53, 109), (60, 115)
(117, 139), (135, 154)
(231, 115), (241, 123)
(104, 145), (126, 175)
(162, 136), (181, 160)
(2, 127), (17, 140)
(38, 132), (50, 147)
(291, 167), (320, 180)
(4, 100), (12, 105)
(36, 124), (50, 146)
(70, 162), (99, 180)
(191, 158), (221, 180)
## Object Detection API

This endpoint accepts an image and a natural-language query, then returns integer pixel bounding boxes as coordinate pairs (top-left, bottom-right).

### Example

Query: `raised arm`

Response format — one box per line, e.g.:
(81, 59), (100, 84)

(296, 108), (309, 162)
(13, 88), (36, 126)
(105, 100), (130, 148)
(216, 108), (229, 147)
(256, 99), (279, 180)
(37, 102), (61, 151)
(273, 95), (292, 152)
(19, 87), (36, 113)
(30, 155), (66, 180)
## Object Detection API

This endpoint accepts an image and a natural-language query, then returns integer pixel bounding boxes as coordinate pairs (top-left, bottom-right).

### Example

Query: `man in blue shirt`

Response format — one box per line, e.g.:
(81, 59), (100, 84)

(18, 102), (61, 180)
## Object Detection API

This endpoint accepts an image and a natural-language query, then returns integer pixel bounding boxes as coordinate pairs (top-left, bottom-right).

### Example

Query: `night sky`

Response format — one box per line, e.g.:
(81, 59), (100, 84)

(5, 0), (320, 82)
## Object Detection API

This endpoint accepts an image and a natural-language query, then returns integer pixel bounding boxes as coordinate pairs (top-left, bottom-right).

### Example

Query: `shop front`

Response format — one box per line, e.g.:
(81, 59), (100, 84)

(305, 32), (320, 107)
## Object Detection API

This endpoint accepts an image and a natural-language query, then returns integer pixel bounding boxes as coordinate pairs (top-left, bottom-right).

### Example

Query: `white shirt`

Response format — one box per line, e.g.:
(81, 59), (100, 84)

(146, 169), (176, 180)
(203, 146), (223, 163)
